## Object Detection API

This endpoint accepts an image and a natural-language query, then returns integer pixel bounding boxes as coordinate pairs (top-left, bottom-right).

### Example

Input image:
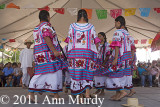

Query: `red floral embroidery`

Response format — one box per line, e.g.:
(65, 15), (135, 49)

(129, 60), (133, 65)
(51, 55), (56, 60)
(96, 65), (100, 69)
(77, 32), (85, 43)
(91, 63), (94, 69)
(112, 65), (117, 71)
(36, 54), (45, 63)
(69, 60), (72, 67)
(76, 60), (84, 67)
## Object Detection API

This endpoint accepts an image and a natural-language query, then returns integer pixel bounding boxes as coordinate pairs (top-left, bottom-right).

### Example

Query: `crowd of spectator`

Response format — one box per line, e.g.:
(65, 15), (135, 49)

(132, 59), (160, 87)
(0, 62), (22, 87)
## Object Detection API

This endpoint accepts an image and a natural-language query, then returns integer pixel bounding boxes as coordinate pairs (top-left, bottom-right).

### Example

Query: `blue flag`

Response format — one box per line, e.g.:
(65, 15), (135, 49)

(139, 8), (151, 17)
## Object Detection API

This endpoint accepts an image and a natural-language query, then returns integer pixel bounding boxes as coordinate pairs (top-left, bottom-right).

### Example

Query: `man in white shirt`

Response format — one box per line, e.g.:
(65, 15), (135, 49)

(19, 40), (33, 88)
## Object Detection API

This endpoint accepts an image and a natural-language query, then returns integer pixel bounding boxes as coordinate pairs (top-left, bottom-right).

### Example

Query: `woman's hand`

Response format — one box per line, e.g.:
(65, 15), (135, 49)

(112, 58), (118, 66)
(54, 50), (61, 57)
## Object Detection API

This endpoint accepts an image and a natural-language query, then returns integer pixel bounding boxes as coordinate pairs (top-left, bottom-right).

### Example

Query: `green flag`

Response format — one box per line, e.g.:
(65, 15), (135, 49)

(96, 10), (107, 19)
(0, 4), (5, 9)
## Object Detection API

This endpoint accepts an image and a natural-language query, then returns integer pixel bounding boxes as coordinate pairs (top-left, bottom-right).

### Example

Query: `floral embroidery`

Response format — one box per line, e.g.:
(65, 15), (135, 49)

(51, 54), (56, 61)
(36, 54), (45, 63)
(69, 60), (72, 67)
(111, 65), (117, 71)
(76, 59), (84, 68)
(77, 32), (85, 43)
(35, 33), (40, 43)
(91, 62), (94, 69)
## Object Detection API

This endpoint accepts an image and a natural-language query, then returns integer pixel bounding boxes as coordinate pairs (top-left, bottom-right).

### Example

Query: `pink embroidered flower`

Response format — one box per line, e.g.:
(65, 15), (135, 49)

(36, 54), (45, 63)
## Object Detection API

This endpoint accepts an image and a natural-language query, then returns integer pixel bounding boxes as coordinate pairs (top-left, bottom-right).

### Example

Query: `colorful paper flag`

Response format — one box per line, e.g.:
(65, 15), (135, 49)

(110, 9), (122, 19)
(125, 8), (136, 16)
(38, 6), (50, 11)
(53, 8), (64, 14)
(9, 39), (16, 42)
(141, 39), (147, 44)
(139, 8), (151, 17)
(0, 4), (5, 9)
(134, 40), (138, 44)
(154, 8), (160, 13)
(67, 8), (78, 16)
(2, 38), (7, 41)
(82, 8), (92, 19)
(148, 39), (153, 44)
(6, 3), (20, 9)
(96, 10), (107, 19)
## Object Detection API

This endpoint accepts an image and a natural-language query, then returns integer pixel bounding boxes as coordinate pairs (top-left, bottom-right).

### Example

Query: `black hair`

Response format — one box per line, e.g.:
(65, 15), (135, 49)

(77, 9), (88, 22)
(12, 62), (18, 67)
(115, 16), (126, 28)
(125, 27), (128, 31)
(98, 32), (107, 62)
(39, 10), (50, 22)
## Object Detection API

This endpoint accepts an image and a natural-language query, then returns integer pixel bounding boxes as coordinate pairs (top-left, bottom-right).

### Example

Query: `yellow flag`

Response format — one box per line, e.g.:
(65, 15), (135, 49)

(148, 39), (153, 44)
(109, 40), (112, 44)
(125, 8), (136, 16)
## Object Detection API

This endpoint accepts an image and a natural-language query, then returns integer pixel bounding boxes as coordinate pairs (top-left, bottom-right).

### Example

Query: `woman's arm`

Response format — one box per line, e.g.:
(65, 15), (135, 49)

(44, 36), (61, 57)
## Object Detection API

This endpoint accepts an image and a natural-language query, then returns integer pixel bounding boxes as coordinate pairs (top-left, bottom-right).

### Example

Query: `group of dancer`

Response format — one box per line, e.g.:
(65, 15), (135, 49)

(27, 9), (136, 102)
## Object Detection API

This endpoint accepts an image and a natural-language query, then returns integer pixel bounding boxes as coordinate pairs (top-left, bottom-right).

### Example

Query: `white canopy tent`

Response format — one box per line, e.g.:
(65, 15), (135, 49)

(0, 0), (160, 49)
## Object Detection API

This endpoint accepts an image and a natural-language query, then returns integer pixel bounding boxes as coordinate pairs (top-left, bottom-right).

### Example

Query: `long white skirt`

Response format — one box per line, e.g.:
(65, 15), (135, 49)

(65, 71), (71, 89)
(124, 75), (133, 90)
(70, 78), (93, 95)
(28, 70), (62, 93)
(94, 76), (106, 89)
(105, 76), (126, 91)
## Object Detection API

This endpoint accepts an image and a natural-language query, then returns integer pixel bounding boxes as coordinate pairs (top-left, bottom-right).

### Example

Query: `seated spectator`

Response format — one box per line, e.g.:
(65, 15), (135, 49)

(12, 62), (22, 87)
(137, 63), (152, 87)
(1, 62), (14, 87)
(148, 60), (160, 85)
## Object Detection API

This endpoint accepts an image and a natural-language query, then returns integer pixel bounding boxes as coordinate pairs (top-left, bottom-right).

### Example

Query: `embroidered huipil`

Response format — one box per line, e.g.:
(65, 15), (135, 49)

(95, 42), (111, 76)
(33, 22), (67, 75)
(107, 29), (132, 78)
(65, 23), (101, 81)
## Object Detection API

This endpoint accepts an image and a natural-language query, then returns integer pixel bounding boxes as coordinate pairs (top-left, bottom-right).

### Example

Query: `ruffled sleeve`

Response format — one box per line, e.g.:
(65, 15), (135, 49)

(92, 26), (101, 44)
(64, 37), (69, 43)
(65, 25), (72, 43)
(110, 31), (122, 48)
(41, 23), (53, 38)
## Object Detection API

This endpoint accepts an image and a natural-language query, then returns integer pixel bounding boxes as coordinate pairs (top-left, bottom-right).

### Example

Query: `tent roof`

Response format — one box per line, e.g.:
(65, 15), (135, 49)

(0, 0), (160, 49)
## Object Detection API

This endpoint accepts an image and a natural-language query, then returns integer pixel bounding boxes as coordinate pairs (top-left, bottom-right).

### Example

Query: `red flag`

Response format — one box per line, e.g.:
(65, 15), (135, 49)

(9, 39), (16, 42)
(38, 6), (50, 11)
(6, 3), (20, 9)
(154, 8), (160, 13)
(110, 9), (122, 19)
(134, 40), (138, 44)
(141, 39), (147, 44)
(53, 8), (64, 14)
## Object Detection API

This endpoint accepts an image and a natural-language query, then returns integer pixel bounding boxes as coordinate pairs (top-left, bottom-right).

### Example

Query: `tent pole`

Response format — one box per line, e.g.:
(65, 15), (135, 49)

(126, 25), (158, 33)
(127, 27), (152, 39)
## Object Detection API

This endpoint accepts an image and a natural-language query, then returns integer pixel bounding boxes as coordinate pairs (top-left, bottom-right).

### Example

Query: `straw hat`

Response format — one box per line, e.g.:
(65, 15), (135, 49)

(122, 98), (144, 107)
(24, 40), (33, 45)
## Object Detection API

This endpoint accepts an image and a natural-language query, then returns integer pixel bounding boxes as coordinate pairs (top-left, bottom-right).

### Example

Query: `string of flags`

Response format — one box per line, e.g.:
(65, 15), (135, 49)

(1, 3), (160, 19)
